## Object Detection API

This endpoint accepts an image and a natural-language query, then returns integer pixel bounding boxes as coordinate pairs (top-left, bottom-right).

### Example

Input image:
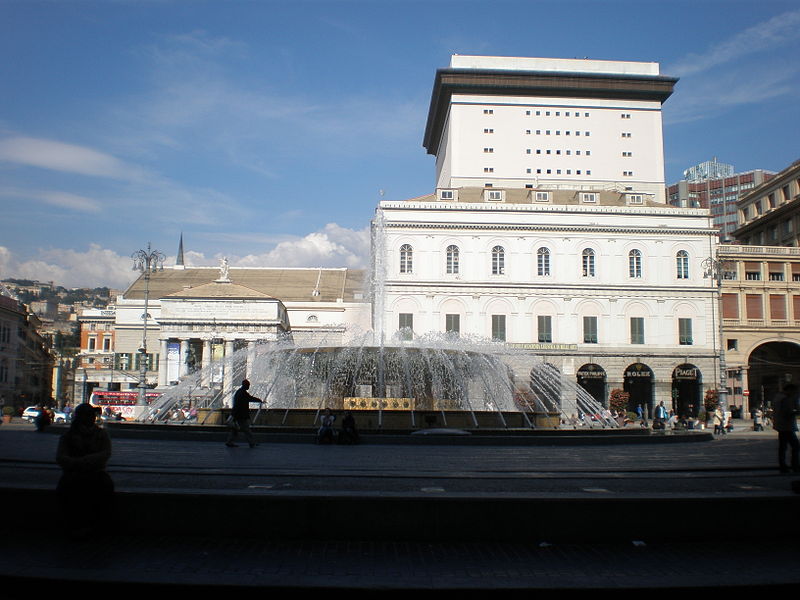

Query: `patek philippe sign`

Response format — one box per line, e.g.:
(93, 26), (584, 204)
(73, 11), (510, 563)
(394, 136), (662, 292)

(577, 367), (605, 379)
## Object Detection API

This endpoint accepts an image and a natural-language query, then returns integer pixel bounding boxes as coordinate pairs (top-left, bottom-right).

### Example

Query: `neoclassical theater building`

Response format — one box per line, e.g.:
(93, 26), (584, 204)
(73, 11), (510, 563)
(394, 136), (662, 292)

(373, 55), (720, 416)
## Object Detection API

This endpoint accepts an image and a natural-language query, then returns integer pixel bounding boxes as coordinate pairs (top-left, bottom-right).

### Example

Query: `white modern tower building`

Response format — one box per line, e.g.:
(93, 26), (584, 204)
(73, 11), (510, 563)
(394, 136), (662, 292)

(374, 56), (720, 417)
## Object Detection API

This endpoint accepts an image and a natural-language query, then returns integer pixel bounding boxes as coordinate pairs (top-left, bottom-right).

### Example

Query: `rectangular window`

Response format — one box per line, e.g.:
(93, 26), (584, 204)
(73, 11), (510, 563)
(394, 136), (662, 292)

(491, 315), (507, 342)
(399, 313), (413, 340)
(722, 294), (739, 319)
(537, 315), (552, 343)
(630, 317), (645, 344)
(581, 192), (597, 203)
(678, 318), (693, 345)
(745, 262), (761, 280)
(535, 191), (550, 202)
(583, 316), (598, 344)
(727, 338), (738, 351)
(115, 353), (132, 370)
(769, 263), (784, 281)
(445, 314), (460, 336)
(102, 337), (111, 351)
(88, 337), (96, 351)
(770, 295), (787, 320)
(746, 294), (763, 320)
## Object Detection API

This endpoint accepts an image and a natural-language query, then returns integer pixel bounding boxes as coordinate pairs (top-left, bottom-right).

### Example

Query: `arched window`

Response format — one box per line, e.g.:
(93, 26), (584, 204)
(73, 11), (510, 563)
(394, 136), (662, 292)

(537, 247), (551, 276)
(628, 249), (642, 278)
(491, 246), (505, 275)
(446, 245), (459, 274)
(582, 248), (595, 277)
(399, 244), (413, 274)
(676, 250), (689, 279)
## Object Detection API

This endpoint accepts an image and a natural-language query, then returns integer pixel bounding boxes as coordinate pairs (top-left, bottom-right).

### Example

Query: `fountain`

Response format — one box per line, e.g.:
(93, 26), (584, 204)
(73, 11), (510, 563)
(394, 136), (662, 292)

(136, 208), (617, 431)
(138, 328), (617, 430)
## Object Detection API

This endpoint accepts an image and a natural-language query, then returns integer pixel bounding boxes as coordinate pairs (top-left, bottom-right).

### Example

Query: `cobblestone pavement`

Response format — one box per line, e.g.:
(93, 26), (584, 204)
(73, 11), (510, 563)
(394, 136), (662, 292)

(1, 419), (798, 594)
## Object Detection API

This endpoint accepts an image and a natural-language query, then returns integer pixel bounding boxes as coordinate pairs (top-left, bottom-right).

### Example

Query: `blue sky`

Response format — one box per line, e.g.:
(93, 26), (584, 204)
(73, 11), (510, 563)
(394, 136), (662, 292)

(1, 0), (798, 289)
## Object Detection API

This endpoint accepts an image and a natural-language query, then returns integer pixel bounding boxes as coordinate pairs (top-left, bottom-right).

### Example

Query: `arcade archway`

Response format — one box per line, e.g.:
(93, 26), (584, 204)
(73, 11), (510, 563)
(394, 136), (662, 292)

(747, 341), (800, 410)
(624, 363), (654, 416)
(577, 363), (606, 405)
(672, 364), (702, 418)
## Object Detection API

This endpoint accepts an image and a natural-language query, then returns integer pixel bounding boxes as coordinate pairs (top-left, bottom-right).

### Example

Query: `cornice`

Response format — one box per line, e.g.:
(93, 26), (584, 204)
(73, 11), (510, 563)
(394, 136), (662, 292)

(382, 221), (713, 237)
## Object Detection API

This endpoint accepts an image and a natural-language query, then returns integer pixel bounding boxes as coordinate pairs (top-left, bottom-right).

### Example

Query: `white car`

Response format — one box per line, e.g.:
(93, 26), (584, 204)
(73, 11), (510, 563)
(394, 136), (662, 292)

(21, 406), (67, 424)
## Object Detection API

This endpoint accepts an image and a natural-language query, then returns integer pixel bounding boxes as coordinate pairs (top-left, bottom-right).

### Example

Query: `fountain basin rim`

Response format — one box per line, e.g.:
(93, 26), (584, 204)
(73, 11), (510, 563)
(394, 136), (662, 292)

(410, 428), (472, 436)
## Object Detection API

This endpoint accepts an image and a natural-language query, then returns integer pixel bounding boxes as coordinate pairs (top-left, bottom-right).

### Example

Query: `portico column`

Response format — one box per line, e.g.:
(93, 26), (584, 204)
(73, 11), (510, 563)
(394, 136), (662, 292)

(223, 339), (235, 405)
(179, 338), (189, 378)
(246, 340), (256, 380)
(158, 338), (169, 387)
(202, 339), (212, 387)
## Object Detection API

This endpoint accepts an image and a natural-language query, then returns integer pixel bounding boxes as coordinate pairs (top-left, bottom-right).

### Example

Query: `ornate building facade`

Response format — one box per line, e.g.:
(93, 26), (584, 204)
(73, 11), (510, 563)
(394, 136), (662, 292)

(373, 55), (719, 417)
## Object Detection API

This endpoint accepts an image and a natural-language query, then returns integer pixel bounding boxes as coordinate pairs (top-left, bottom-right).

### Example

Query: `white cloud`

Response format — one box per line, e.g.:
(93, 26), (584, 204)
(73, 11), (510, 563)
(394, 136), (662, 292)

(0, 224), (370, 289)
(0, 187), (102, 213)
(0, 245), (135, 290)
(0, 136), (149, 181)
(667, 9), (800, 76)
(663, 10), (800, 125)
(182, 224), (371, 270)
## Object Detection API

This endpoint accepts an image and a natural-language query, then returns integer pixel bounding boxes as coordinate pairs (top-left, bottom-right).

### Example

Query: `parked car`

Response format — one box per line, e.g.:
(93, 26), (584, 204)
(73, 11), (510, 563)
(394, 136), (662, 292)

(21, 406), (40, 422)
(21, 406), (67, 424)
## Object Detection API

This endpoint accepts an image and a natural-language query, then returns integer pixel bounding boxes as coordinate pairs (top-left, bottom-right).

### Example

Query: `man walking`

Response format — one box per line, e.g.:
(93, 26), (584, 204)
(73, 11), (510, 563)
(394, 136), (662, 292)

(225, 379), (261, 448)
(772, 383), (800, 473)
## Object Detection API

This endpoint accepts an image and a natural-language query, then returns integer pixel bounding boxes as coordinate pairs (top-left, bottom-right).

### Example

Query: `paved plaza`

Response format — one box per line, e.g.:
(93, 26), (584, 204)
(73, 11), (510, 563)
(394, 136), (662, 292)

(1, 419), (798, 594)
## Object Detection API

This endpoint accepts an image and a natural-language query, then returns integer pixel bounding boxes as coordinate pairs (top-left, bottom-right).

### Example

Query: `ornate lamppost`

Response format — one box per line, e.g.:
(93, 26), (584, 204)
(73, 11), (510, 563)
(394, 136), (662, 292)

(131, 243), (164, 406)
(702, 254), (733, 411)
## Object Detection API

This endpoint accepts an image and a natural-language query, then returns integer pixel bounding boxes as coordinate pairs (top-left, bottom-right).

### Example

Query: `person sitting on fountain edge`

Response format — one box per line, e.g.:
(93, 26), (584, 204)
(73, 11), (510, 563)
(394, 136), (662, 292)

(226, 379), (261, 448)
(317, 408), (336, 444)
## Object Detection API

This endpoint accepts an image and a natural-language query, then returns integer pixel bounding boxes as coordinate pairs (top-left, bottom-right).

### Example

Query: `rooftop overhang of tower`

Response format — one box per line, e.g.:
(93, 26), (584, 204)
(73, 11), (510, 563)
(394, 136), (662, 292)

(422, 67), (679, 156)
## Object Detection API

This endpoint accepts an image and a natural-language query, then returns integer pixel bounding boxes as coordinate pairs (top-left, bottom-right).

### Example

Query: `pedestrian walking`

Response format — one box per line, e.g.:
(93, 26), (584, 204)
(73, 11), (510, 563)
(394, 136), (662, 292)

(754, 406), (764, 432)
(771, 384), (800, 473)
(713, 406), (726, 435)
(225, 379), (261, 448)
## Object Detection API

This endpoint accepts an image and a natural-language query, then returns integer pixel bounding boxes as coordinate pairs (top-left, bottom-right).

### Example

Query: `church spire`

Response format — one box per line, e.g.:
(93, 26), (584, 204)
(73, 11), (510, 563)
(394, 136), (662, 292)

(176, 233), (185, 267)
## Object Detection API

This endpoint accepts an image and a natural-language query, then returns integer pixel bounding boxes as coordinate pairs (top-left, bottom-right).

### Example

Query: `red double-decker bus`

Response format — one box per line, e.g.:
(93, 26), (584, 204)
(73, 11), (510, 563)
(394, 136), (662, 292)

(89, 390), (161, 420)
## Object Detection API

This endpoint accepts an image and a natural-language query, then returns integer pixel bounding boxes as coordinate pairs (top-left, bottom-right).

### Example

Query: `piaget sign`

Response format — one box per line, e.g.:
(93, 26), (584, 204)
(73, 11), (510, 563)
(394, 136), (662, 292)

(674, 366), (698, 380)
